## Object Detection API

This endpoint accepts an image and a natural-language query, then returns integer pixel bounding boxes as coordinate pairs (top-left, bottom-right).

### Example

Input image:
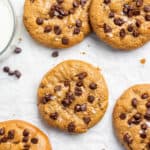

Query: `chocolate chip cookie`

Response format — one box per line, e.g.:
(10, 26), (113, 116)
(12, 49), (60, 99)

(0, 120), (52, 150)
(38, 60), (108, 133)
(23, 0), (91, 48)
(90, 0), (150, 50)
(113, 84), (150, 150)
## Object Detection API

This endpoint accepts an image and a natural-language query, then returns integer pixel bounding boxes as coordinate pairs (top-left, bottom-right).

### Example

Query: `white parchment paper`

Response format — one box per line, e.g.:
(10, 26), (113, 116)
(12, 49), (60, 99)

(0, 1), (150, 149)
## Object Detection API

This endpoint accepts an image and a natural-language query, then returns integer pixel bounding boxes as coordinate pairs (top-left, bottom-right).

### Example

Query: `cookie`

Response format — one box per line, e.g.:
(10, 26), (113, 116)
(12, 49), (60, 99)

(38, 60), (108, 133)
(23, 0), (91, 48)
(0, 120), (52, 150)
(90, 0), (150, 50)
(113, 84), (150, 150)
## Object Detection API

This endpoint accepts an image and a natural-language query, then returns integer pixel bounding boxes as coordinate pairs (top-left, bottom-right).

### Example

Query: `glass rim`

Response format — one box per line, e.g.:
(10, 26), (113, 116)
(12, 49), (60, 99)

(0, 0), (16, 56)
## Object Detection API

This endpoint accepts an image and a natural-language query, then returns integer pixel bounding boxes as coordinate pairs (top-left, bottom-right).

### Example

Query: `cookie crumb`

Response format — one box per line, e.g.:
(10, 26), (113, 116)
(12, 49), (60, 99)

(140, 58), (146, 64)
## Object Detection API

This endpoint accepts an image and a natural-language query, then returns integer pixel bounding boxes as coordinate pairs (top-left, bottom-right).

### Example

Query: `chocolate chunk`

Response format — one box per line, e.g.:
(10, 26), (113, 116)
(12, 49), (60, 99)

(144, 109), (150, 120)
(144, 6), (150, 12)
(77, 72), (88, 80)
(103, 23), (112, 33)
(123, 133), (133, 144)
(131, 98), (137, 108)
(0, 127), (5, 135)
(145, 15), (150, 21)
(73, 1), (79, 8)
(54, 85), (61, 92)
(52, 51), (59, 57)
(62, 37), (69, 45)
(36, 17), (43, 25)
(132, 30), (139, 37)
(14, 70), (22, 79)
(8, 130), (15, 139)
(73, 28), (80, 34)
(76, 81), (83, 87)
(114, 18), (124, 26)
(87, 95), (95, 103)
(136, 0), (143, 7)
(146, 101), (150, 108)
(104, 0), (111, 4)
(31, 138), (38, 144)
(83, 117), (91, 124)
(23, 129), (29, 137)
(127, 25), (134, 32)
(120, 29), (126, 38)
(109, 12), (115, 18)
(68, 122), (75, 132)
(3, 66), (10, 73)
(119, 113), (126, 120)
(57, 0), (64, 4)
(64, 80), (70, 87)
(76, 20), (82, 28)
(74, 87), (82, 96)
(22, 136), (29, 143)
(136, 19), (141, 28)
(44, 25), (52, 33)
(141, 93), (149, 99)
(14, 47), (22, 54)
(50, 112), (58, 120)
(140, 131), (147, 138)
(89, 83), (97, 90)
(54, 26), (62, 35)
(141, 123), (148, 130)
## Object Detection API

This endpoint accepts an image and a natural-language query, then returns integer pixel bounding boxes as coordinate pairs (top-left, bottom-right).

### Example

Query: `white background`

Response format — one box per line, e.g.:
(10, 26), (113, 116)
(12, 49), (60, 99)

(0, 0), (150, 149)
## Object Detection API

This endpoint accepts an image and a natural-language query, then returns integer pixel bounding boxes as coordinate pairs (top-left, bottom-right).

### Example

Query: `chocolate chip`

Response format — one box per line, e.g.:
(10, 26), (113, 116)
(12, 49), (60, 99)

(128, 113), (142, 125)
(24, 144), (30, 149)
(36, 17), (43, 25)
(51, 51), (59, 58)
(23, 129), (29, 137)
(127, 24), (134, 32)
(141, 93), (149, 99)
(8, 70), (15, 76)
(44, 25), (52, 33)
(76, 81), (83, 87)
(68, 122), (75, 132)
(3, 66), (10, 73)
(76, 20), (82, 28)
(144, 6), (150, 12)
(62, 37), (69, 45)
(114, 18), (124, 26)
(83, 117), (91, 124)
(134, 113), (142, 120)
(57, 0), (64, 4)
(141, 123), (148, 130)
(133, 10), (141, 16)
(14, 70), (22, 79)
(75, 104), (87, 112)
(64, 80), (70, 87)
(14, 47), (22, 54)
(31, 138), (38, 144)
(136, 19), (141, 28)
(30, 0), (34, 2)
(145, 15), (150, 21)
(22, 136), (29, 143)
(109, 12), (114, 18)
(89, 83), (97, 90)
(74, 104), (81, 112)
(120, 29), (126, 38)
(74, 87), (82, 96)
(123, 5), (129, 15)
(66, 92), (75, 100)
(119, 113), (126, 120)
(146, 101), (150, 108)
(54, 26), (62, 35)
(77, 72), (88, 80)
(103, 23), (112, 33)
(8, 130), (15, 139)
(140, 131), (147, 138)
(80, 0), (87, 7)
(41, 94), (53, 104)
(132, 30), (140, 37)
(73, 28), (80, 34)
(87, 95), (95, 103)
(54, 85), (61, 92)
(104, 0), (111, 4)
(50, 112), (58, 120)
(69, 8), (75, 14)
(80, 104), (87, 111)
(62, 98), (72, 107)
(136, 0), (143, 7)
(123, 133), (133, 144)
(1, 136), (8, 143)
(73, 1), (79, 8)
(145, 109), (150, 120)
(131, 98), (137, 108)
(0, 128), (5, 135)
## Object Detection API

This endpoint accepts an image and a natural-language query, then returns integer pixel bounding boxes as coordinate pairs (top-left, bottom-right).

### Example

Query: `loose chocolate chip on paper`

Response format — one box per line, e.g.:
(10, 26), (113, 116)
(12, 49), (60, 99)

(14, 70), (22, 79)
(8, 70), (15, 76)
(52, 51), (59, 58)
(3, 66), (10, 73)
(14, 47), (22, 54)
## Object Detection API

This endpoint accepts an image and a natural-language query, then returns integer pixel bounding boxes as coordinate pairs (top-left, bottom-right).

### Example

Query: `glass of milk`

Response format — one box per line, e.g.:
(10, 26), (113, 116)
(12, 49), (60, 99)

(0, 0), (17, 60)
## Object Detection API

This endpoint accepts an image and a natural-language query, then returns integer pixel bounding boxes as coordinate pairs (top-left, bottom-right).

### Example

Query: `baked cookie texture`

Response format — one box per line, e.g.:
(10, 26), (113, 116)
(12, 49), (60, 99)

(23, 0), (91, 48)
(113, 84), (150, 150)
(90, 0), (150, 50)
(0, 120), (52, 150)
(38, 60), (108, 133)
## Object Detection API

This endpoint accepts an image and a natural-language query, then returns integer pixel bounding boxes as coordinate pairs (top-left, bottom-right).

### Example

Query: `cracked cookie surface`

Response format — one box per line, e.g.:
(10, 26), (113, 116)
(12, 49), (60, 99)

(23, 0), (91, 48)
(90, 0), (150, 50)
(113, 84), (150, 150)
(0, 120), (52, 150)
(38, 60), (108, 133)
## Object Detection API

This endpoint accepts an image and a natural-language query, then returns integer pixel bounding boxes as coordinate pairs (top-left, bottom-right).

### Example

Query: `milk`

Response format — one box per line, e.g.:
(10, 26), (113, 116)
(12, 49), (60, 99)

(0, 0), (14, 53)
